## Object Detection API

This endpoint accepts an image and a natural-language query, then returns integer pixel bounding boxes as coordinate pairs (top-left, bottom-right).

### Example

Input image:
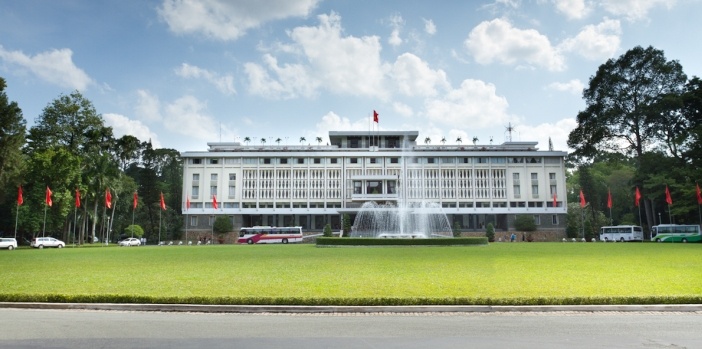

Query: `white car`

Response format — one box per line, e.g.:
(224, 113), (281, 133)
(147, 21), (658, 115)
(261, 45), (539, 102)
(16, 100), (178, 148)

(0, 238), (17, 250)
(31, 237), (65, 249)
(119, 238), (141, 247)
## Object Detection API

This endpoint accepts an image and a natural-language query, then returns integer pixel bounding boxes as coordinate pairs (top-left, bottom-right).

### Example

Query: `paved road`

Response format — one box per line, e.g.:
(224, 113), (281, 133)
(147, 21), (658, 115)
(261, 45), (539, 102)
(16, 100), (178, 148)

(2, 308), (701, 348)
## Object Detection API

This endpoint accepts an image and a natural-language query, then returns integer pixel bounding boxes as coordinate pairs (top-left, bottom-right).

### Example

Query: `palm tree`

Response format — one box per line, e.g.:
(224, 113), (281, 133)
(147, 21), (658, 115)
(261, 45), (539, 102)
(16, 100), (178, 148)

(316, 137), (323, 145)
(260, 138), (266, 146)
(275, 138), (281, 145)
(441, 137), (446, 145)
(472, 136), (478, 145)
(456, 137), (462, 145)
(424, 137), (431, 145)
(299, 137), (306, 144)
(243, 137), (251, 145)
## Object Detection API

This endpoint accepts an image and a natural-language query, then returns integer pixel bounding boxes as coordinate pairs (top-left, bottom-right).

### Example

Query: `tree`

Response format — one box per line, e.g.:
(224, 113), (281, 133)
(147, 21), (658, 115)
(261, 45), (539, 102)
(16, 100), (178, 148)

(323, 223), (332, 237)
(316, 137), (323, 145)
(260, 138), (266, 145)
(452, 221), (461, 237)
(213, 216), (233, 236)
(342, 214), (351, 237)
(124, 224), (144, 238)
(441, 137), (446, 145)
(472, 137), (478, 145)
(456, 137), (462, 145)
(243, 137), (250, 145)
(424, 137), (431, 145)
(275, 138), (281, 145)
(485, 223), (495, 242)
(514, 215), (537, 232)
(299, 137), (306, 144)
(0, 77), (26, 204)
(568, 46), (687, 162)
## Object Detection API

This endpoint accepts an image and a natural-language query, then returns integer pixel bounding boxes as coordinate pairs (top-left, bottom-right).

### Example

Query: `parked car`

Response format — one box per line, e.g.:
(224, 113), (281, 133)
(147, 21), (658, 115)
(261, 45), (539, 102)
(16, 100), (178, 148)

(118, 238), (141, 247)
(0, 238), (17, 250)
(30, 237), (65, 249)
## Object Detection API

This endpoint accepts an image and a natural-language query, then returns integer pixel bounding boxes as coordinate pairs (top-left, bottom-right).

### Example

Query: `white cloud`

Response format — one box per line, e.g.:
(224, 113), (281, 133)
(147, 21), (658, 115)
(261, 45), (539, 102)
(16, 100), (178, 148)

(175, 63), (236, 95)
(599, 0), (675, 22)
(391, 53), (450, 97)
(392, 102), (414, 117)
(423, 18), (437, 35)
(424, 79), (512, 128)
(465, 18), (566, 71)
(162, 95), (218, 141)
(514, 118), (577, 151)
(552, 0), (592, 19)
(313, 111), (373, 141)
(0, 46), (93, 90)
(559, 19), (621, 60)
(158, 0), (320, 41)
(135, 89), (162, 122)
(248, 12), (388, 99)
(547, 79), (585, 95)
(387, 14), (404, 47)
(103, 113), (162, 148)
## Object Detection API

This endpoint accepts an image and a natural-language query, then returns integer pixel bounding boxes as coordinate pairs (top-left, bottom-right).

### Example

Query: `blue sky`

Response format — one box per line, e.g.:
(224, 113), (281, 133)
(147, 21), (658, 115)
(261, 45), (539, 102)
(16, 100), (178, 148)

(1, 0), (700, 152)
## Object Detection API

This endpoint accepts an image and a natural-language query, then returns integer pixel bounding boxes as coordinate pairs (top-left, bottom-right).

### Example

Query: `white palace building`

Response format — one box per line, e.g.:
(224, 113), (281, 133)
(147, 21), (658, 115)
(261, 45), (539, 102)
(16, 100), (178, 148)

(181, 130), (568, 237)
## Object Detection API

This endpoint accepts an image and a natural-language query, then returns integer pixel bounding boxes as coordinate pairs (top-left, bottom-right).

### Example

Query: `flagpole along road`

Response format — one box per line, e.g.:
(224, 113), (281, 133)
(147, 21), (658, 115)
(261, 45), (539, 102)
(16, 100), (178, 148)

(1, 308), (701, 349)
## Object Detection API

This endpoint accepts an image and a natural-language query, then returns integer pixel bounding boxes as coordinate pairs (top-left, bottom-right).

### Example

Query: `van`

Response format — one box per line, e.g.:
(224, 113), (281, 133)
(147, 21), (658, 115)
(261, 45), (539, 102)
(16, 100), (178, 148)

(0, 238), (17, 250)
(30, 237), (65, 249)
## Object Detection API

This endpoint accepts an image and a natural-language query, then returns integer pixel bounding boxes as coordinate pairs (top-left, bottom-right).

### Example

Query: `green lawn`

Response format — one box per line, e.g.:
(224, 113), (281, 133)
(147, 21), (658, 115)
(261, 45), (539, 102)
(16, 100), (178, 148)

(1, 243), (700, 305)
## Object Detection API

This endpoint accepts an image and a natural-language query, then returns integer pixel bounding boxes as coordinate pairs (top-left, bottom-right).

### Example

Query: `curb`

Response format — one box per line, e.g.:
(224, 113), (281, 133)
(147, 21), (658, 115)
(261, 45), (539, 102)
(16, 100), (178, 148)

(2, 302), (702, 314)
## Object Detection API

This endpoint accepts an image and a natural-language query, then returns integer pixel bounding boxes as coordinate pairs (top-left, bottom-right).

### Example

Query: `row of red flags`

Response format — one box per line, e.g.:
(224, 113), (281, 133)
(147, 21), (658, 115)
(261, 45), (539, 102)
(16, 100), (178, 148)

(578, 184), (702, 208)
(16, 186), (168, 211)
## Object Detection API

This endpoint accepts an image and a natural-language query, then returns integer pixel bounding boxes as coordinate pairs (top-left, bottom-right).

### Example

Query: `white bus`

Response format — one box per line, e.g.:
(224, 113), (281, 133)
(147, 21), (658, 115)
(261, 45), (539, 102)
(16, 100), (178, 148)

(651, 224), (701, 243)
(237, 226), (304, 244)
(599, 225), (644, 242)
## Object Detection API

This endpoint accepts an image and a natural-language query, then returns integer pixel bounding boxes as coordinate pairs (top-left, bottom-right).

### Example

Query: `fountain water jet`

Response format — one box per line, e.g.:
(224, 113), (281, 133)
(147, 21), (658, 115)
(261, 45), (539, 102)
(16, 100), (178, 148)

(351, 201), (453, 238)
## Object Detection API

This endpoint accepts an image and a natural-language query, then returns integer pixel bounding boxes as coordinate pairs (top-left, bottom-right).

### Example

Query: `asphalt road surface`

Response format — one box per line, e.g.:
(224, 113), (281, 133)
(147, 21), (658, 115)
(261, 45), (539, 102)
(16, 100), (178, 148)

(1, 308), (701, 349)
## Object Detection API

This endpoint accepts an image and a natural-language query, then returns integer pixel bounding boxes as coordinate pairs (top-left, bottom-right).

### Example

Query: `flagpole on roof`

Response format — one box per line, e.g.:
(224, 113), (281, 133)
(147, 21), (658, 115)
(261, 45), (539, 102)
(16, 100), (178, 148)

(14, 186), (21, 240)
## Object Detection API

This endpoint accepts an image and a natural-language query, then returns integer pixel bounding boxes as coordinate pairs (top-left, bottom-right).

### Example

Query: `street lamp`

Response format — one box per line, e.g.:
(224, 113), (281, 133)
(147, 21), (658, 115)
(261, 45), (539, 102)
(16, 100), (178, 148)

(105, 217), (110, 246)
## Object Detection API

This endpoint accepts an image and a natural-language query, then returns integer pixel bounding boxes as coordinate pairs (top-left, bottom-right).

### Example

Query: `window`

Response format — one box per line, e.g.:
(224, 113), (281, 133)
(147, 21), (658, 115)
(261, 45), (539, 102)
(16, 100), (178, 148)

(549, 172), (557, 197)
(531, 173), (538, 197)
(491, 157), (506, 164)
(367, 181), (381, 194)
(528, 157), (542, 163)
(263, 158), (271, 164)
(533, 215), (541, 225)
(296, 158), (305, 164)
(228, 184), (236, 198)
(369, 158), (377, 164)
(513, 173), (520, 199)
(427, 158), (435, 164)
(552, 215), (558, 225)
(348, 137), (361, 148)
(280, 158), (288, 164)
(461, 158), (472, 164)
(350, 158), (358, 164)
(229, 173), (236, 181)
(387, 180), (397, 194)
(191, 186), (199, 199)
(441, 157), (455, 164)
(508, 157), (524, 163)
(209, 158), (219, 164)
(477, 157), (489, 164)
(330, 158), (338, 164)
(190, 216), (198, 226)
(192, 173), (200, 181)
(313, 158), (322, 164)
(211, 174), (218, 181)
(210, 185), (217, 196)
(191, 158), (202, 164)
(353, 181), (362, 194)
(390, 157), (399, 164)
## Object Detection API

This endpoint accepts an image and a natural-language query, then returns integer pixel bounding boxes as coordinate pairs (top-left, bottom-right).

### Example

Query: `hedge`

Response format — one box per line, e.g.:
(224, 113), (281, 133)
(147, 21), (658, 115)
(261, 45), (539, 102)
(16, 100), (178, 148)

(315, 237), (488, 246)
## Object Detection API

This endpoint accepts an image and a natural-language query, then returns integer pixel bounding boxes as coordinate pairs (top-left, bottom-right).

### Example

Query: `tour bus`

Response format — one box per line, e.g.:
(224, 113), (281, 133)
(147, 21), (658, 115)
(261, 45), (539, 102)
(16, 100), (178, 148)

(651, 224), (701, 243)
(237, 226), (304, 244)
(599, 225), (644, 242)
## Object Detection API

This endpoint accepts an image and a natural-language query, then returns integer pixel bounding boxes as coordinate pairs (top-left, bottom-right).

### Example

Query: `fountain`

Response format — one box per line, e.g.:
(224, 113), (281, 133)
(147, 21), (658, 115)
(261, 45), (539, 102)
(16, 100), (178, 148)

(351, 201), (454, 238)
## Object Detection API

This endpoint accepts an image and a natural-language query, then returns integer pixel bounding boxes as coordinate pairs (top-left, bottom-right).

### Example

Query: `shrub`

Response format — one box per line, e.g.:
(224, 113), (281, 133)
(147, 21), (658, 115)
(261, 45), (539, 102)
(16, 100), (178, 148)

(124, 225), (144, 238)
(485, 223), (495, 242)
(452, 221), (461, 237)
(342, 214), (352, 237)
(514, 215), (537, 231)
(213, 216), (233, 236)
(323, 223), (333, 237)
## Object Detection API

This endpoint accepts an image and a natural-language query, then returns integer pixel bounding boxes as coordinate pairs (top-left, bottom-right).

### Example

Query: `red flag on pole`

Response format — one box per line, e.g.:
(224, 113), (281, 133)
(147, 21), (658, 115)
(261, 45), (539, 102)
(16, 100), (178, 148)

(160, 192), (166, 210)
(17, 186), (23, 206)
(696, 183), (702, 205)
(45, 186), (52, 207)
(133, 192), (138, 210)
(373, 110), (379, 123)
(579, 189), (586, 208)
(186, 196), (191, 210)
(75, 189), (81, 208)
(635, 187), (641, 207)
(552, 192), (557, 208)
(105, 188), (112, 209)
(607, 190), (612, 209)
(665, 185), (673, 205)
(213, 195), (218, 210)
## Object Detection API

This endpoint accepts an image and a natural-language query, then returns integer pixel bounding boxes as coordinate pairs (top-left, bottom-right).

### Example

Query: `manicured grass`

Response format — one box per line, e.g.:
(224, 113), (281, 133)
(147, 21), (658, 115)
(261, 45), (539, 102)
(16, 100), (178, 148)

(1, 243), (700, 305)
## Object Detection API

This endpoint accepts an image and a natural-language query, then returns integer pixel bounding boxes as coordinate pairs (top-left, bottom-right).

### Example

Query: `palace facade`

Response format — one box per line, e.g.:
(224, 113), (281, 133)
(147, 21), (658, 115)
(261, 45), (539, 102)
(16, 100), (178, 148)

(181, 130), (568, 236)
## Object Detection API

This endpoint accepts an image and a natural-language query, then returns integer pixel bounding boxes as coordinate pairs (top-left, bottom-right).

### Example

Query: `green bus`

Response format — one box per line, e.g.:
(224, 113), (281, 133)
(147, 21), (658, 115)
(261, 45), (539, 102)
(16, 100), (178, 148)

(651, 224), (701, 243)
